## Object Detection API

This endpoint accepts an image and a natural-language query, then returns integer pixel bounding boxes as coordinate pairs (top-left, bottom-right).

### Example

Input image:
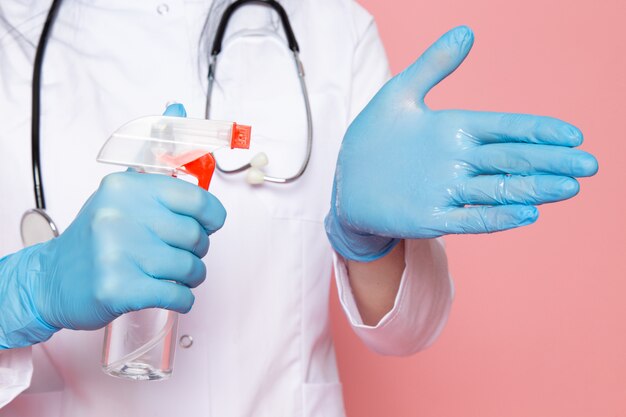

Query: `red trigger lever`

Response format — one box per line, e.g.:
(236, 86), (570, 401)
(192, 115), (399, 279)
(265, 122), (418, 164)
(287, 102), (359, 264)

(179, 153), (216, 191)
(158, 152), (216, 191)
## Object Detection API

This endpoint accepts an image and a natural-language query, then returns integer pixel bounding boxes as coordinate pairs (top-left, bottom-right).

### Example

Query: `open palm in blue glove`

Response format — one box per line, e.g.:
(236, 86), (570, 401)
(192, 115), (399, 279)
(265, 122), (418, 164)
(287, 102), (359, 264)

(325, 26), (598, 262)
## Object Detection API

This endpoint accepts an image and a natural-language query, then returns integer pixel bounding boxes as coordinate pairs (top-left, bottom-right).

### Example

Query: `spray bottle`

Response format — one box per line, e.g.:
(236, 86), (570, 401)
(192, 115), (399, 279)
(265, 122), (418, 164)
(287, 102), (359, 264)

(97, 114), (251, 380)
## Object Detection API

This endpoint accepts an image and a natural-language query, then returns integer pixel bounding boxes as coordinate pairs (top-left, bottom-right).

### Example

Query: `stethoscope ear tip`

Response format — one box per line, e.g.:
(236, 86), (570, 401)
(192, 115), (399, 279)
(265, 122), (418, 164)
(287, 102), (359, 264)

(246, 153), (269, 184)
(246, 167), (265, 185)
(250, 152), (269, 168)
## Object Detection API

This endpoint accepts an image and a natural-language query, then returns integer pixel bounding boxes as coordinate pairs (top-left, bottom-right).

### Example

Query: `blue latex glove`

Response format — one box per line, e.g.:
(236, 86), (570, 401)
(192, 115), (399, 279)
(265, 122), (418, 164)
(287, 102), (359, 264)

(325, 26), (598, 262)
(0, 104), (226, 349)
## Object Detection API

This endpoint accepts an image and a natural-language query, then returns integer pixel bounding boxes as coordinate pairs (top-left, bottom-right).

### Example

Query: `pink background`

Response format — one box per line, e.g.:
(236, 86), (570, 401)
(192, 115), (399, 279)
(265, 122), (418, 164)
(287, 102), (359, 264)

(331, 1), (626, 416)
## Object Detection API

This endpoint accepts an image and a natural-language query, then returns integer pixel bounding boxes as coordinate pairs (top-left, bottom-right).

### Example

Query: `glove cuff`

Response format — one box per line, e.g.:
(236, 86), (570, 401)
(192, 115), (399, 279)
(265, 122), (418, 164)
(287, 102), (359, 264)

(0, 246), (59, 349)
(0, 317), (58, 350)
(324, 205), (400, 263)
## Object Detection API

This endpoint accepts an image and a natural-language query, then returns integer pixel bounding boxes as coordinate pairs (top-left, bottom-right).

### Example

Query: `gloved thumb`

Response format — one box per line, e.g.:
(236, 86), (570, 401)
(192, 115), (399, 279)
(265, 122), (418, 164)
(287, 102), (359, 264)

(397, 25), (474, 105)
(163, 102), (187, 117)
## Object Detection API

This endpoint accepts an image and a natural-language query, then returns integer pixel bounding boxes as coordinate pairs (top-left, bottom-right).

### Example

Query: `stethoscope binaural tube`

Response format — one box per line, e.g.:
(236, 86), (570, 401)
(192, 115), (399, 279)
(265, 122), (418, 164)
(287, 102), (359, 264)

(23, 0), (312, 248)
(206, 0), (314, 184)
(32, 0), (63, 211)
(23, 0), (64, 246)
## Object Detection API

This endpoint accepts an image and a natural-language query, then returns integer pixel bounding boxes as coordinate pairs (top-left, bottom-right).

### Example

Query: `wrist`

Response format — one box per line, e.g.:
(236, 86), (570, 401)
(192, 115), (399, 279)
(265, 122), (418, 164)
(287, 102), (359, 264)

(324, 204), (400, 263)
(0, 245), (59, 349)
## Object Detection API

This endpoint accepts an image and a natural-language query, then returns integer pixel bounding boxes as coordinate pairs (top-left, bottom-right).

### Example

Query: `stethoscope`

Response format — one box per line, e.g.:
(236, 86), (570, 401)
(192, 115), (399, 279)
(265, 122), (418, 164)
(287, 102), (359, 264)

(21, 0), (313, 247)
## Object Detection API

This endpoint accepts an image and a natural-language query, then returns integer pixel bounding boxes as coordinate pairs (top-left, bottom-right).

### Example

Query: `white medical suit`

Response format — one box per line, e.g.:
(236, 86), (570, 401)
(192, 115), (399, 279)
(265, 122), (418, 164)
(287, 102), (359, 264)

(0, 1), (454, 415)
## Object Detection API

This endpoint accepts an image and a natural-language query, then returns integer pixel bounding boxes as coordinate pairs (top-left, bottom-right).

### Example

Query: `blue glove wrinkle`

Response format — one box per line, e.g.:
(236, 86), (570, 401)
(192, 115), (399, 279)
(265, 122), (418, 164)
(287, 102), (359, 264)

(0, 246), (59, 349)
(325, 183), (400, 262)
(325, 26), (598, 262)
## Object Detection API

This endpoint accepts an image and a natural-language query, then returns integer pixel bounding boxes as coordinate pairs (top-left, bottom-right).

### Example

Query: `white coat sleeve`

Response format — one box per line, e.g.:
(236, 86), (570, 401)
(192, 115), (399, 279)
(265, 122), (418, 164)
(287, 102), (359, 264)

(0, 347), (33, 408)
(333, 10), (454, 356)
(334, 239), (454, 355)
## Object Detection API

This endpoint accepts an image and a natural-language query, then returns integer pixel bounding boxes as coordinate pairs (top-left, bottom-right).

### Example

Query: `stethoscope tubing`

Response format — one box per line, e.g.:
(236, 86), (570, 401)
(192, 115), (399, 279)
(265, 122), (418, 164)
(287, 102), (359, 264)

(206, 0), (313, 184)
(25, 0), (312, 247)
(211, 0), (300, 55)
(31, 0), (64, 210)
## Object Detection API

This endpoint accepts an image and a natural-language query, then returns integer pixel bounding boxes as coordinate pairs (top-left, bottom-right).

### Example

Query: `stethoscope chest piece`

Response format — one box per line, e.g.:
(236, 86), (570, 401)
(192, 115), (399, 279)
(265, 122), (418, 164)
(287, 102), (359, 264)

(21, 209), (59, 247)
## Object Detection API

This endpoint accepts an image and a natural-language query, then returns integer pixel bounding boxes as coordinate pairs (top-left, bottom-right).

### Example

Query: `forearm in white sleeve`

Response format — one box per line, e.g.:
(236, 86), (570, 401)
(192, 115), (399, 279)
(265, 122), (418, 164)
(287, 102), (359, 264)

(0, 347), (33, 408)
(334, 239), (454, 356)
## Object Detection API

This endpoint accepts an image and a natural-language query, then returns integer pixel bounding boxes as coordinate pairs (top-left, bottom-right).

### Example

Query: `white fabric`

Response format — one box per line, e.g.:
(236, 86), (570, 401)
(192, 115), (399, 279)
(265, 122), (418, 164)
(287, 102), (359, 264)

(335, 239), (454, 356)
(0, 0), (454, 415)
(0, 348), (32, 409)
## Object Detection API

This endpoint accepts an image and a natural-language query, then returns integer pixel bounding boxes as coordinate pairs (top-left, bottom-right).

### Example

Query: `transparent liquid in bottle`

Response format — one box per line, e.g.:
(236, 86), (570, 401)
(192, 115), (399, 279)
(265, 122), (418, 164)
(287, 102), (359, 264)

(102, 309), (178, 381)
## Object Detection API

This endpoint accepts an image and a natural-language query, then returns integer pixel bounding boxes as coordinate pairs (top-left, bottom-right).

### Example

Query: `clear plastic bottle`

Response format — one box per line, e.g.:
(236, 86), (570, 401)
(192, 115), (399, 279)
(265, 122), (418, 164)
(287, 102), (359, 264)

(97, 115), (250, 380)
(101, 309), (179, 380)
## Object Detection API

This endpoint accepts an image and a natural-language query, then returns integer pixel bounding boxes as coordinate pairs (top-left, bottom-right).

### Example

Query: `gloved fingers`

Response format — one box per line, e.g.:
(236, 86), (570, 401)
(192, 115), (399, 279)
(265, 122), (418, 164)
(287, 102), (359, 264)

(133, 241), (207, 288)
(158, 104), (225, 234)
(147, 211), (210, 258)
(125, 278), (195, 314)
(397, 26), (474, 103)
(456, 111), (583, 147)
(88, 190), (210, 261)
(161, 186), (226, 234)
(133, 173), (226, 233)
(441, 205), (538, 234)
(97, 171), (224, 234)
(453, 175), (580, 206)
(468, 143), (599, 177)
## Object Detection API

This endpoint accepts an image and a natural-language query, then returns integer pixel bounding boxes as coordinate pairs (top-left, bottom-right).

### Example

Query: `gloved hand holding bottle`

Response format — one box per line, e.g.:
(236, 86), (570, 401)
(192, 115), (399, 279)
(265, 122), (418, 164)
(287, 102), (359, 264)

(325, 26), (599, 262)
(0, 104), (227, 349)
